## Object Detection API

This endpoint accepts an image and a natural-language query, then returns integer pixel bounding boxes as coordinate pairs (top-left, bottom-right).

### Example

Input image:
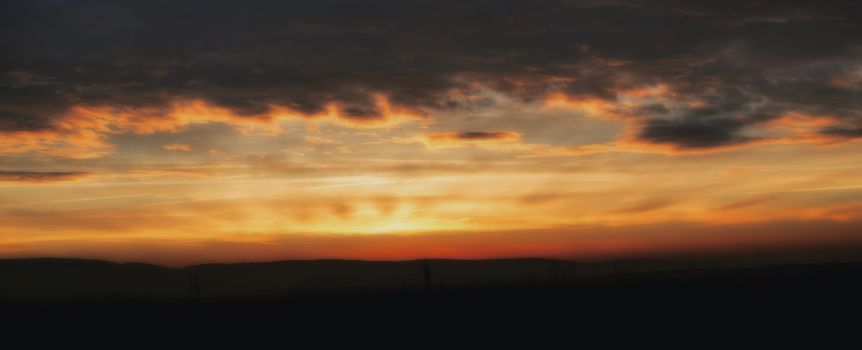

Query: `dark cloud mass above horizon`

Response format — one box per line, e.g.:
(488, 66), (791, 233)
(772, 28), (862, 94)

(1, 0), (862, 149)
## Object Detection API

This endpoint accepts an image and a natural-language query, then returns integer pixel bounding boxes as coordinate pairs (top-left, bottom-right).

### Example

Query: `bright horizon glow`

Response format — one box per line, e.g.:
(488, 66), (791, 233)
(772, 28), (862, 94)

(4, 1), (862, 265)
(2, 96), (862, 265)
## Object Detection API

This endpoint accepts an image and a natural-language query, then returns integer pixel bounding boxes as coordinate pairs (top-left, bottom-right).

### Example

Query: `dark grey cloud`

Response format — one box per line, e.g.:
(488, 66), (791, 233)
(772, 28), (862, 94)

(821, 125), (862, 139)
(424, 130), (521, 144)
(637, 87), (773, 149)
(455, 131), (518, 141)
(0, 170), (90, 182)
(640, 117), (751, 149)
(1, 0), (861, 148)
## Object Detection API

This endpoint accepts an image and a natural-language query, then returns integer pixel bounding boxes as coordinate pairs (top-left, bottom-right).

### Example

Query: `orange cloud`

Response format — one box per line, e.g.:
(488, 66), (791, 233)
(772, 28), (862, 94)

(303, 135), (342, 145)
(420, 131), (522, 149)
(163, 143), (192, 152)
(532, 136), (845, 158)
(534, 90), (862, 157)
(269, 93), (426, 128)
(543, 93), (627, 119)
(542, 84), (671, 119)
(0, 94), (425, 158)
(0, 127), (113, 159)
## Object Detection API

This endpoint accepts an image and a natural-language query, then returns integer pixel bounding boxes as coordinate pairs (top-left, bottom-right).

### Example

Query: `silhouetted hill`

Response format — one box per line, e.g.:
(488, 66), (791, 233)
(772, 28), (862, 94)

(2, 257), (861, 347)
(0, 258), (185, 299)
(187, 258), (602, 297)
(0, 256), (858, 299)
(2, 257), (595, 299)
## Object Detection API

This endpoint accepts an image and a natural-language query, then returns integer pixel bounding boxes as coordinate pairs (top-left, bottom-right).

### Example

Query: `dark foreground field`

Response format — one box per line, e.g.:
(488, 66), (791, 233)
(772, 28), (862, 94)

(1, 258), (860, 347)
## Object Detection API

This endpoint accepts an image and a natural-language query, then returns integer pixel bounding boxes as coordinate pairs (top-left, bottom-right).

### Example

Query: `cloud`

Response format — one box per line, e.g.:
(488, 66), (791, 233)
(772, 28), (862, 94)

(0, 170), (90, 183)
(5, 218), (862, 266)
(638, 117), (752, 149)
(421, 131), (522, 148)
(613, 200), (675, 214)
(428, 131), (521, 142)
(0, 97), (424, 158)
(821, 125), (862, 139)
(163, 143), (192, 152)
(304, 135), (342, 145)
(1, 0), (861, 154)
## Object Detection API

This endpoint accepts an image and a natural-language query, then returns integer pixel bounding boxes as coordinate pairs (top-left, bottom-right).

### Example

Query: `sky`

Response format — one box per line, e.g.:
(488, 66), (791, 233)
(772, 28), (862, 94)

(2, 0), (862, 266)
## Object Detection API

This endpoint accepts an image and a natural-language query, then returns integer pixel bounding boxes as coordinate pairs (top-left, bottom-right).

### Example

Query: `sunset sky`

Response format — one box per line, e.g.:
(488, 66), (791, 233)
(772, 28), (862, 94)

(2, 0), (862, 265)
